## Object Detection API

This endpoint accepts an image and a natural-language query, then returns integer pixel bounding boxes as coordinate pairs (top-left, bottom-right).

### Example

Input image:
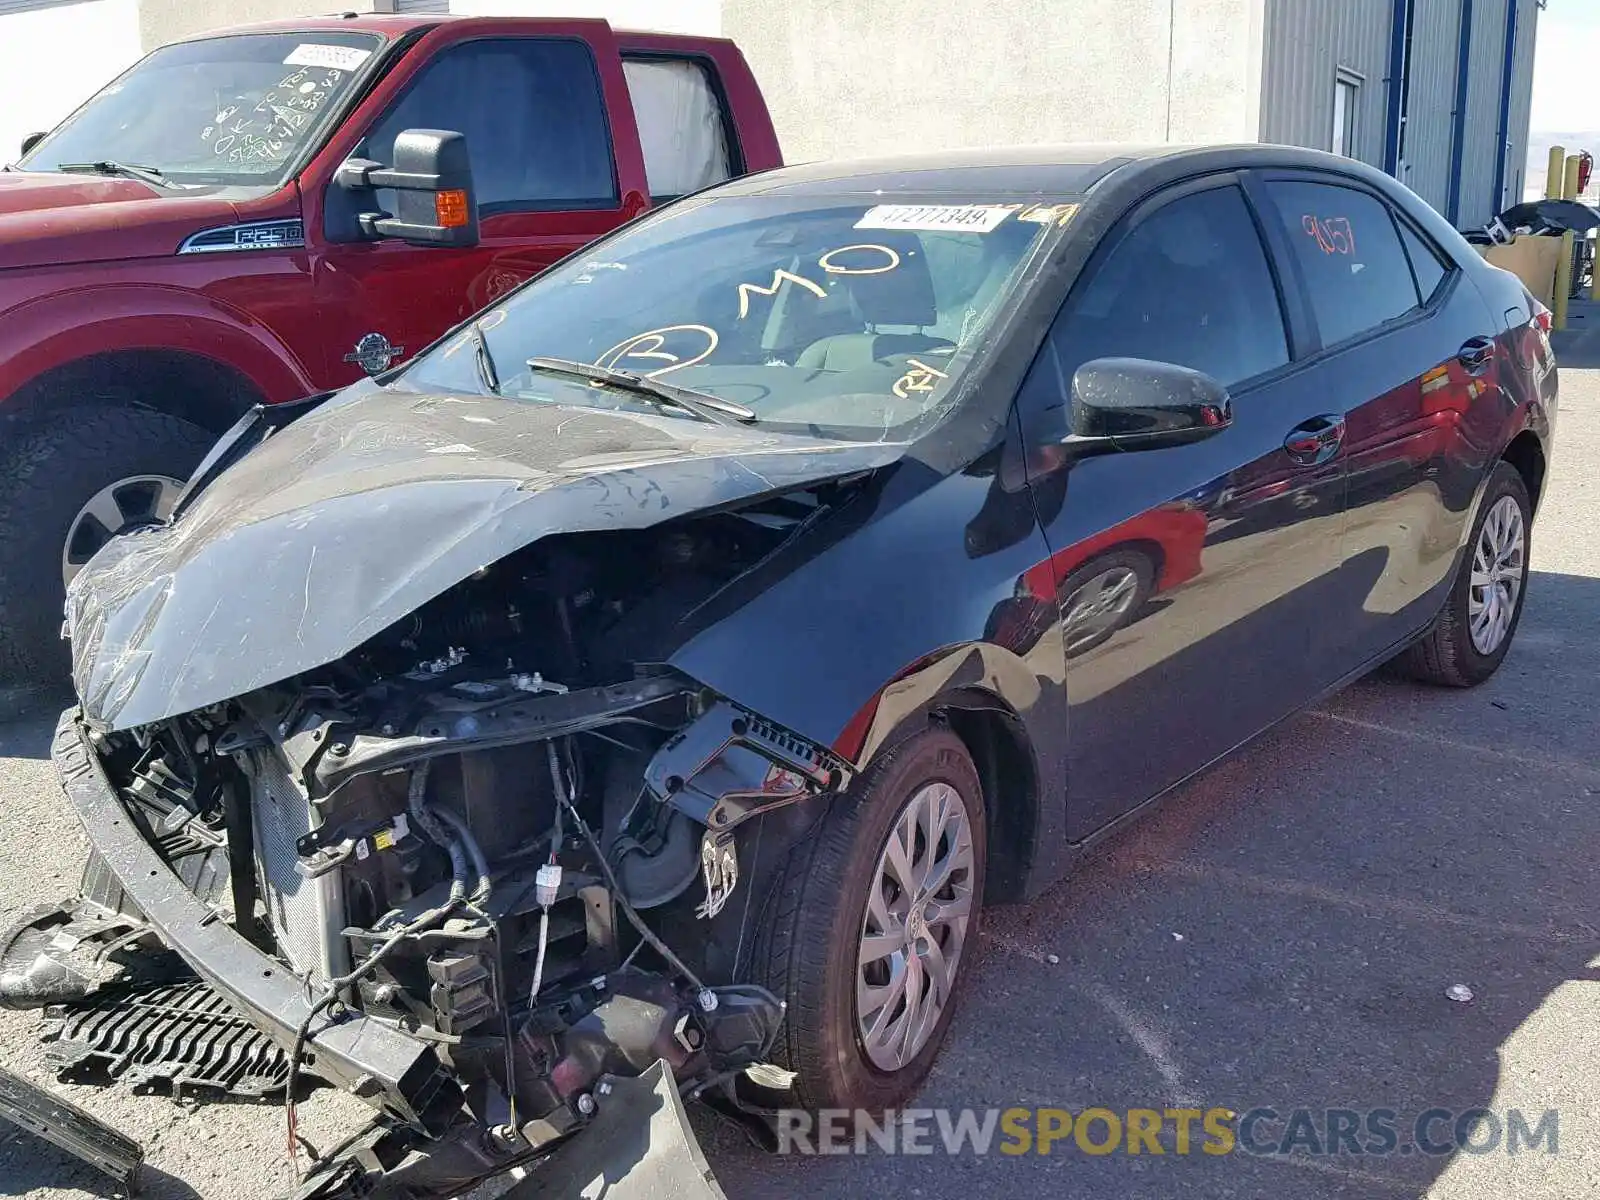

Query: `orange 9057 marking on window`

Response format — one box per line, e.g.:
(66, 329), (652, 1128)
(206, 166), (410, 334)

(1301, 214), (1356, 256)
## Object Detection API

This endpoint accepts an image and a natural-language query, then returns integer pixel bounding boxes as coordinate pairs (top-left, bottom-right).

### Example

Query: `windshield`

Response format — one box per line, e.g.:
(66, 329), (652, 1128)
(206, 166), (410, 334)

(401, 194), (1074, 441)
(18, 32), (381, 186)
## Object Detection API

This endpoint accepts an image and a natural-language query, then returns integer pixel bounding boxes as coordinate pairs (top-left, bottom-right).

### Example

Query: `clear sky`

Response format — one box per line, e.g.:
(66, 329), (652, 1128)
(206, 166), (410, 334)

(1530, 0), (1600, 134)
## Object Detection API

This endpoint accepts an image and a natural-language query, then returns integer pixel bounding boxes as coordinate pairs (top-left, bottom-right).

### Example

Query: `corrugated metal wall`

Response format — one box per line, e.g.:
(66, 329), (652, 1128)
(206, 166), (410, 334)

(1259, 0), (1392, 166)
(1501, 0), (1540, 214)
(1259, 0), (1539, 229)
(1400, 0), (1461, 214)
(1455, 0), (1509, 227)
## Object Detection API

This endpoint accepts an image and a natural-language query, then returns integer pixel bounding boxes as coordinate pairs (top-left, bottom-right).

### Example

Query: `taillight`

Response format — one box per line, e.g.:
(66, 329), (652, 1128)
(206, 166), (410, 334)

(1532, 301), (1553, 335)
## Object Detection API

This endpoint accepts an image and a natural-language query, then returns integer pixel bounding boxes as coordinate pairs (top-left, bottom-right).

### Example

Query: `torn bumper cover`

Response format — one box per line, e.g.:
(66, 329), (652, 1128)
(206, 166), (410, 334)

(47, 710), (453, 1126)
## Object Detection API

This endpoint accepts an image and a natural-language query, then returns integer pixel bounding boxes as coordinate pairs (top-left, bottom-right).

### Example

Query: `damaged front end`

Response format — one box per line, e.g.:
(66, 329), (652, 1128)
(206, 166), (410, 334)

(5, 396), (883, 1197)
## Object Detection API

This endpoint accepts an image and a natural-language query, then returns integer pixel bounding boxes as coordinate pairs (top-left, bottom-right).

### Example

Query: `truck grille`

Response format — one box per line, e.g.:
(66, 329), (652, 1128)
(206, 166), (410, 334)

(246, 749), (345, 986)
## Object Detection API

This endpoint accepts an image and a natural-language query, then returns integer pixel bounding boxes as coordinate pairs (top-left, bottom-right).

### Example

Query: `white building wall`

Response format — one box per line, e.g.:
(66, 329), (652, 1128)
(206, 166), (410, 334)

(725, 0), (1266, 164)
(445, 0), (718, 33)
(0, 0), (142, 165)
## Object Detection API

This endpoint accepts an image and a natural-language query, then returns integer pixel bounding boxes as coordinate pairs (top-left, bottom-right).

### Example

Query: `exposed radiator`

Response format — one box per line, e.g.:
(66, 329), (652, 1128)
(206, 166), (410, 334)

(246, 749), (346, 986)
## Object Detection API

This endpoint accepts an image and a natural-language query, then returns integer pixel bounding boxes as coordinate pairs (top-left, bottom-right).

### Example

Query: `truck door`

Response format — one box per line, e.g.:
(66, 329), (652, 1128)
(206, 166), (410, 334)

(306, 21), (649, 385)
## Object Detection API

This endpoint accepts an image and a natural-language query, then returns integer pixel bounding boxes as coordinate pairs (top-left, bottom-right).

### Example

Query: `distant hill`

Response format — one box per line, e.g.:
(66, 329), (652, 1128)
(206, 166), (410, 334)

(1526, 130), (1600, 201)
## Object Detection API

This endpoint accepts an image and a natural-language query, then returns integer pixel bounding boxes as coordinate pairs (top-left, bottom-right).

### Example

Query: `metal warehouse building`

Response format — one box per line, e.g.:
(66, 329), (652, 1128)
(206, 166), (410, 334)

(726, 0), (1542, 230)
(1, 0), (1540, 230)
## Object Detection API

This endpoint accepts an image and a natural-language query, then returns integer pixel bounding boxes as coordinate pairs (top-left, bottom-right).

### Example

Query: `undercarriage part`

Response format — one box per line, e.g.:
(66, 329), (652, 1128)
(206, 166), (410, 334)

(41, 978), (291, 1098)
(501, 1060), (727, 1200)
(0, 896), (184, 1010)
(0, 1064), (143, 1190)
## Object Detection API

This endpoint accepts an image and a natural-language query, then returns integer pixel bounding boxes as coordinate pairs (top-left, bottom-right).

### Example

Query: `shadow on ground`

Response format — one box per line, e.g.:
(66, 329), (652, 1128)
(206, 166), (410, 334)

(699, 568), (1600, 1197)
(0, 1117), (201, 1199)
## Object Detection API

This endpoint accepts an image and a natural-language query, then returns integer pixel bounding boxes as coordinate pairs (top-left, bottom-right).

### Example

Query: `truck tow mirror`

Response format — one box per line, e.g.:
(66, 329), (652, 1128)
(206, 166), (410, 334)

(335, 128), (479, 249)
(20, 132), (46, 157)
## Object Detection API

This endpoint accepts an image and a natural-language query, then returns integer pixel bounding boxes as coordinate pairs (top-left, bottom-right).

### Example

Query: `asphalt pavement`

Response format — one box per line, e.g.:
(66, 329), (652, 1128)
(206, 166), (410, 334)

(1, 346), (1597, 1200)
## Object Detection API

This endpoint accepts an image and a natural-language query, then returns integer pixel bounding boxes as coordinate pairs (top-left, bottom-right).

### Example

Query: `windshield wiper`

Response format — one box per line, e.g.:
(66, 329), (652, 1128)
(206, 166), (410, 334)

(56, 160), (177, 190)
(471, 321), (500, 394)
(525, 357), (756, 425)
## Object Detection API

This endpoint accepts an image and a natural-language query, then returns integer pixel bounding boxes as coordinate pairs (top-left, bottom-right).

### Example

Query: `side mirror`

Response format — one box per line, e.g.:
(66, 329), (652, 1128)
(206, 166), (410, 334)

(19, 132), (46, 157)
(335, 129), (478, 248)
(1066, 357), (1232, 454)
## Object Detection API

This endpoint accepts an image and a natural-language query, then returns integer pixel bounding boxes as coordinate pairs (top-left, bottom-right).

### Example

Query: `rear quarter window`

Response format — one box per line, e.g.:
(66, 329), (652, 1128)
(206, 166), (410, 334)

(622, 57), (734, 201)
(1396, 218), (1452, 303)
(1264, 180), (1422, 348)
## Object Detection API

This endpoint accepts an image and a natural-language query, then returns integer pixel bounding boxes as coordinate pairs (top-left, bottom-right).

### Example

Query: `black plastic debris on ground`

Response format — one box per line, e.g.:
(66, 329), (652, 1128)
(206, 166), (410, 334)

(40, 979), (290, 1100)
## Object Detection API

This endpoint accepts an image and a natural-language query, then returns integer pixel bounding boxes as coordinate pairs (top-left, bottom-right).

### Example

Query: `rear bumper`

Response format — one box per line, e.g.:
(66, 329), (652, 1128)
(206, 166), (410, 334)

(50, 709), (452, 1126)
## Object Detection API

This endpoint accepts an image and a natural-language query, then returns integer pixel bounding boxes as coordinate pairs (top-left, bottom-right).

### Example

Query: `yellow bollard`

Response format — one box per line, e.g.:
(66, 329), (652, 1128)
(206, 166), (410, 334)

(1546, 145), (1566, 198)
(1554, 231), (1574, 328)
(1553, 156), (1585, 326)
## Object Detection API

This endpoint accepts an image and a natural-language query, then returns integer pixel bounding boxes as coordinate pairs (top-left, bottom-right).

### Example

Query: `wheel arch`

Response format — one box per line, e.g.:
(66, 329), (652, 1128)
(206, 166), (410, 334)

(5, 348), (266, 436)
(936, 693), (1042, 905)
(837, 642), (1070, 904)
(1500, 428), (1546, 512)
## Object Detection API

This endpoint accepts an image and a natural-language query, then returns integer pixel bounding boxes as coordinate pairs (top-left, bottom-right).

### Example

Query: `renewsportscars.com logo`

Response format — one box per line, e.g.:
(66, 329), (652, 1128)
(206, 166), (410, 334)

(774, 1106), (1560, 1158)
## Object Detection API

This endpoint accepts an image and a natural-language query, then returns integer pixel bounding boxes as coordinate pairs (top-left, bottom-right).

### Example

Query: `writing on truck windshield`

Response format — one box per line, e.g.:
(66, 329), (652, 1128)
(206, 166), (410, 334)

(19, 32), (380, 186)
(403, 196), (1078, 442)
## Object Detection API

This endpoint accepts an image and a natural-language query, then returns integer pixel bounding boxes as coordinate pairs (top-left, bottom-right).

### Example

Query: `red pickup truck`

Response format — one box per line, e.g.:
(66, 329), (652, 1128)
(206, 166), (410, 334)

(0, 14), (781, 684)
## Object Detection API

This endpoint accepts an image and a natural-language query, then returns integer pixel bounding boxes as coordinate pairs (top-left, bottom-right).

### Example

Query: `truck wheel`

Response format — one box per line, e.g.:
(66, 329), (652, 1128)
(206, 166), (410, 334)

(754, 726), (985, 1111)
(0, 407), (215, 683)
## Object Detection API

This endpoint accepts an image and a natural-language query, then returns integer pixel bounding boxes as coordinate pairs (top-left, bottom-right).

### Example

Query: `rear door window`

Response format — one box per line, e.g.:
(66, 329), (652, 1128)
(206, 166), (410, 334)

(363, 38), (617, 213)
(1263, 180), (1421, 348)
(621, 57), (734, 201)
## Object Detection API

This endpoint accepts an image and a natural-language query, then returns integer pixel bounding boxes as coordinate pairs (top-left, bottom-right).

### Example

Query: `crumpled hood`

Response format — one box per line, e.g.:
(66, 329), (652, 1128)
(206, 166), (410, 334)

(68, 385), (906, 730)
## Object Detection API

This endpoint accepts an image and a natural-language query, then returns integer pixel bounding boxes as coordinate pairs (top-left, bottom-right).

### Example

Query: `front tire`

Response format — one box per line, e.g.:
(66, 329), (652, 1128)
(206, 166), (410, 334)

(754, 726), (986, 1111)
(1395, 460), (1531, 687)
(0, 407), (215, 683)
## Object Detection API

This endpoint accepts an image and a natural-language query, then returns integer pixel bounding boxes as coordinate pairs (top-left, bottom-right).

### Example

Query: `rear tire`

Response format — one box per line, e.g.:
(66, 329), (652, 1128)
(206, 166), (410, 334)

(753, 726), (985, 1111)
(1395, 461), (1531, 687)
(0, 407), (215, 684)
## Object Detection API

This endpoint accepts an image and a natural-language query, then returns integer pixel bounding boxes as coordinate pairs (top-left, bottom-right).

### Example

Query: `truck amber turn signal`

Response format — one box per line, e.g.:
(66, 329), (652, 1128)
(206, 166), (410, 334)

(436, 189), (470, 228)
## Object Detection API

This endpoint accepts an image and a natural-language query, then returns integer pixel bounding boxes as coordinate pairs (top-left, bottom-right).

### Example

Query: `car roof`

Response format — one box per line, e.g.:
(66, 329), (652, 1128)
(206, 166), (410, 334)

(712, 143), (1385, 199)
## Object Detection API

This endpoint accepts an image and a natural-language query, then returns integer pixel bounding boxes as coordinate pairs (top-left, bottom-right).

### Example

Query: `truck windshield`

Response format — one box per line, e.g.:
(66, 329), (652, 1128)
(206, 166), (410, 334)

(18, 31), (381, 187)
(402, 193), (1075, 442)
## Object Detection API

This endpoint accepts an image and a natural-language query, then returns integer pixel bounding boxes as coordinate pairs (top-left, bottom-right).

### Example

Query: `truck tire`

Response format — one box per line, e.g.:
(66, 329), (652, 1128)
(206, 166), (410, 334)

(753, 726), (986, 1111)
(0, 407), (216, 685)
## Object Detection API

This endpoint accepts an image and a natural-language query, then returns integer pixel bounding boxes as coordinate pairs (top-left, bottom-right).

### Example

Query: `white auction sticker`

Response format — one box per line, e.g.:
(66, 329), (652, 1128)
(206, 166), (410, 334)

(855, 204), (1016, 233)
(283, 44), (372, 72)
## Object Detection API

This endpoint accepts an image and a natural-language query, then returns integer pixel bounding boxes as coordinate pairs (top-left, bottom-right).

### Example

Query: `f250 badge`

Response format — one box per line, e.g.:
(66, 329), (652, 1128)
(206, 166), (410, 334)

(344, 332), (403, 376)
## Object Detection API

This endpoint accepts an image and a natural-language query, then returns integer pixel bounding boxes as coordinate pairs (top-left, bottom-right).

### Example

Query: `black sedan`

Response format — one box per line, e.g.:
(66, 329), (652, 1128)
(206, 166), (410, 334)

(6, 145), (1557, 1196)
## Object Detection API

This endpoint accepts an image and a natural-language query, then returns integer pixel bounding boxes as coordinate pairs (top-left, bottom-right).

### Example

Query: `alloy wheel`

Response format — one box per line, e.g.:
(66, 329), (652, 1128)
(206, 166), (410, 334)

(856, 781), (976, 1072)
(1468, 494), (1525, 655)
(62, 475), (185, 587)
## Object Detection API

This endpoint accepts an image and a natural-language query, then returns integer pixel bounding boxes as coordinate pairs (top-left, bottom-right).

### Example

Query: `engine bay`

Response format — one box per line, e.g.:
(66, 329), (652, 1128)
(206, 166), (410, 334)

(7, 493), (860, 1197)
